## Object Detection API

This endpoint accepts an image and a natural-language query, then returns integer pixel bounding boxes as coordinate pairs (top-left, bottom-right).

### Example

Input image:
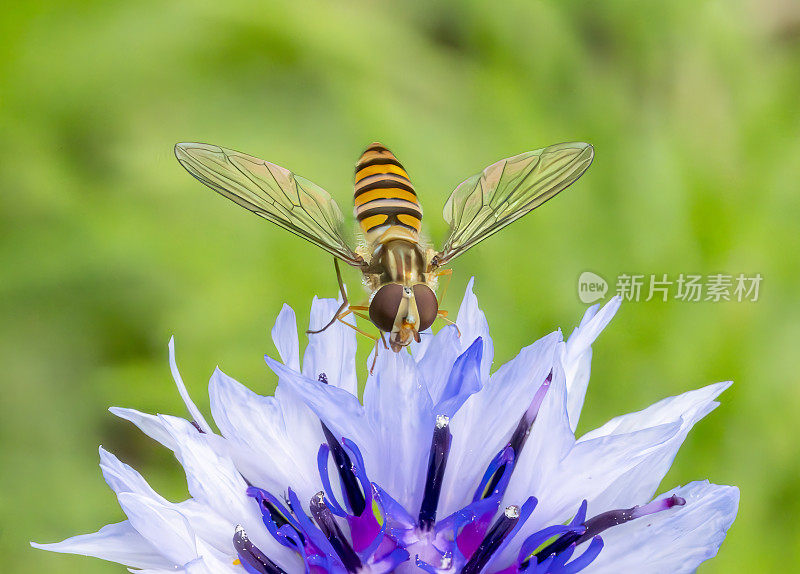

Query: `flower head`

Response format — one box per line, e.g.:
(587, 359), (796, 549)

(34, 279), (738, 573)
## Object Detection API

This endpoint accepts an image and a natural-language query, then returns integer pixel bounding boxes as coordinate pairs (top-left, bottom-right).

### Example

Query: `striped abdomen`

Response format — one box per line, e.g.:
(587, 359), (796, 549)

(354, 142), (422, 244)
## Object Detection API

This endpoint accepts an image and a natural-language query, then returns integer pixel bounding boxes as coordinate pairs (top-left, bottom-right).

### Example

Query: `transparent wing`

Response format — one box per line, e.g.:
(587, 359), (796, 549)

(175, 142), (365, 267)
(433, 142), (594, 267)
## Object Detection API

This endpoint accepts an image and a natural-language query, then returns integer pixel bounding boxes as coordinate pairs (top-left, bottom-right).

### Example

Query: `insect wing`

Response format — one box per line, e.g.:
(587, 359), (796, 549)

(433, 142), (593, 267)
(175, 142), (364, 267)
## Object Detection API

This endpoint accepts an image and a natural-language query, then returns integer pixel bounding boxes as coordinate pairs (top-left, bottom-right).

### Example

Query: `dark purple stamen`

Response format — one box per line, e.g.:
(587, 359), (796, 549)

(508, 372), (552, 457)
(261, 498), (291, 530)
(309, 492), (363, 573)
(478, 373), (552, 500)
(534, 494), (686, 563)
(461, 505), (521, 574)
(320, 423), (366, 516)
(190, 420), (205, 434)
(249, 488), (306, 547)
(233, 525), (286, 574)
(418, 414), (453, 530)
(318, 373), (367, 516)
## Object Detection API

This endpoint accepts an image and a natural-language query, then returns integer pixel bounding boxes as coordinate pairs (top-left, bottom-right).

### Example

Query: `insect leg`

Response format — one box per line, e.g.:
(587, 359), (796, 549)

(339, 322), (379, 341)
(436, 268), (454, 304)
(335, 308), (379, 341)
(369, 338), (380, 374)
(436, 309), (461, 337)
(379, 330), (389, 350)
(351, 310), (371, 322)
(307, 258), (349, 335)
(369, 331), (390, 374)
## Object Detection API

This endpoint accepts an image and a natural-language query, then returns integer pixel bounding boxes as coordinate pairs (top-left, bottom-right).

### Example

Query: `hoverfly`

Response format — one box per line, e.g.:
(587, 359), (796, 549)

(175, 141), (593, 352)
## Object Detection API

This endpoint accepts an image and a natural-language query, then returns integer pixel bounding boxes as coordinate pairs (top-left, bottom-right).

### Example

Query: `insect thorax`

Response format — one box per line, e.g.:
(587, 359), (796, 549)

(366, 239), (428, 289)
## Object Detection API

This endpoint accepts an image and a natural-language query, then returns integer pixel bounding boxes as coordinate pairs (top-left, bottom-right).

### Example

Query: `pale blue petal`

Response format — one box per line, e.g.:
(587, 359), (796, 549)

(99, 447), (168, 502)
(31, 521), (173, 570)
(208, 367), (283, 450)
(303, 296), (358, 396)
(99, 447), (235, 557)
(586, 481), (739, 573)
(456, 277), (494, 380)
(581, 381), (732, 511)
(168, 337), (213, 434)
(363, 349), (433, 511)
(415, 325), (462, 405)
(502, 421), (682, 551)
(512, 342), (575, 489)
(157, 418), (284, 560)
(563, 296), (621, 432)
(439, 330), (560, 517)
(116, 492), (198, 566)
(209, 368), (320, 499)
(434, 336), (483, 417)
(410, 326), (434, 360)
(192, 538), (242, 573)
(108, 407), (195, 453)
(271, 304), (300, 371)
(265, 355), (370, 448)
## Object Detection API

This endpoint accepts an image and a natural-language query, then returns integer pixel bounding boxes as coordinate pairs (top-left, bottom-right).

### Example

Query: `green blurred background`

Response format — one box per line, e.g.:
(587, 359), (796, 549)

(2, 1), (798, 572)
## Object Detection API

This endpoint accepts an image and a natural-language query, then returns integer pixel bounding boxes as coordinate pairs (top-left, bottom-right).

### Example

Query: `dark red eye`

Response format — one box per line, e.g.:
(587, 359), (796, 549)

(369, 284), (404, 332)
(413, 284), (438, 331)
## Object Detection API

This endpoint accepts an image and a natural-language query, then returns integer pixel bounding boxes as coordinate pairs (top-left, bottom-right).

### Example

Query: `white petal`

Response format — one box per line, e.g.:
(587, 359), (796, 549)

(271, 304), (300, 371)
(181, 557), (216, 574)
(165, 422), (250, 514)
(99, 447), (168, 502)
(456, 277), (494, 380)
(209, 367), (283, 449)
(563, 296), (621, 432)
(303, 296), (358, 396)
(586, 481), (739, 573)
(157, 416), (280, 558)
(503, 420), (681, 544)
(410, 326), (434, 360)
(506, 381), (730, 546)
(499, 343), (577, 543)
(168, 337), (213, 434)
(263, 331), (335, 499)
(108, 407), (182, 452)
(439, 331), (560, 516)
(520, 343), (575, 477)
(363, 350), (433, 511)
(272, 374), (330, 494)
(31, 521), (172, 569)
(208, 368), (314, 494)
(265, 356), (370, 448)
(173, 499), (239, 555)
(126, 539), (243, 574)
(581, 380), (730, 440)
(117, 492), (198, 566)
(99, 446), (236, 557)
(415, 325), (463, 406)
(581, 381), (731, 511)
(193, 537), (241, 573)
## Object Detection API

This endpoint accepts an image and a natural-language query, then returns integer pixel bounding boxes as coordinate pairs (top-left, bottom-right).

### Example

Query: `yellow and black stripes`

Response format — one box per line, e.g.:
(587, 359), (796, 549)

(354, 143), (422, 238)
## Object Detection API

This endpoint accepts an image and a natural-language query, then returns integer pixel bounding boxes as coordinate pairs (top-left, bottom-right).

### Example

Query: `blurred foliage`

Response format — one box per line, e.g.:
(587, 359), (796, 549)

(1, 0), (799, 572)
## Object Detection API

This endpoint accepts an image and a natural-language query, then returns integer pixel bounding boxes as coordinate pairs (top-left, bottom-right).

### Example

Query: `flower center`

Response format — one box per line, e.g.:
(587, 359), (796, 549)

(231, 371), (687, 573)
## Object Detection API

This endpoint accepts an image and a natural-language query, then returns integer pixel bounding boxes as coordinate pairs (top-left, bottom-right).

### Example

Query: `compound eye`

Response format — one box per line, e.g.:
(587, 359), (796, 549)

(369, 284), (404, 332)
(413, 284), (438, 331)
